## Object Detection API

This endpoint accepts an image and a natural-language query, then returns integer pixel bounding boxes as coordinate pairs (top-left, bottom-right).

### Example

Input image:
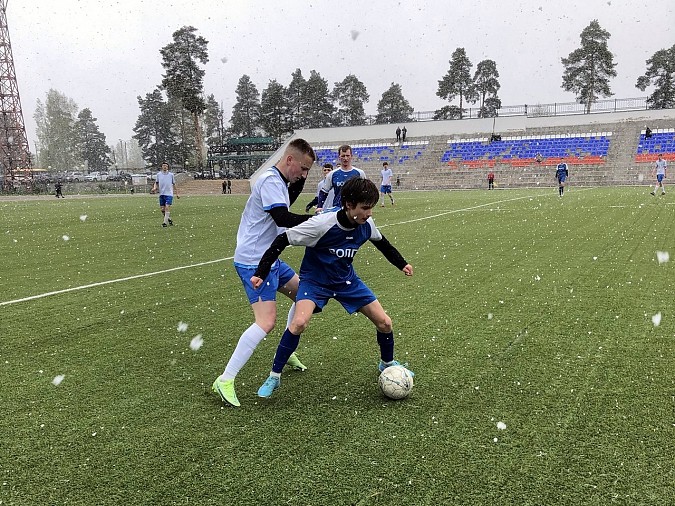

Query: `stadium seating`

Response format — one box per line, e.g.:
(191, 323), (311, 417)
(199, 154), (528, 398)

(441, 133), (612, 168)
(635, 128), (675, 162)
(314, 141), (429, 167)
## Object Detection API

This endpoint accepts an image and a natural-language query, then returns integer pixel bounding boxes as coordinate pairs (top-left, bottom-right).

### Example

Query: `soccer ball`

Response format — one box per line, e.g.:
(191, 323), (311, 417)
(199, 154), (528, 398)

(378, 365), (413, 400)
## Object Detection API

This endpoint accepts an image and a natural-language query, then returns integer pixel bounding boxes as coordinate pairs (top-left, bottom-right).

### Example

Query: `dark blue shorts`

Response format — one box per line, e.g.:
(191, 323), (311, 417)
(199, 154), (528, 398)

(297, 275), (376, 314)
(657, 174), (665, 183)
(380, 185), (392, 194)
(159, 195), (174, 206)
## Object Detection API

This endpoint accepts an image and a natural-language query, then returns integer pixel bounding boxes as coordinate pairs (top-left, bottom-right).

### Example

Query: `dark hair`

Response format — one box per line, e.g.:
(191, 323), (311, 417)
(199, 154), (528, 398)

(338, 144), (352, 155)
(288, 138), (316, 162)
(382, 162), (388, 167)
(323, 163), (333, 169)
(341, 177), (379, 208)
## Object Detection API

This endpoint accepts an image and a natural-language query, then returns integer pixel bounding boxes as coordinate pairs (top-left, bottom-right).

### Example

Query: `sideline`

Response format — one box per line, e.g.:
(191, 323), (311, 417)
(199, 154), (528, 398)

(1, 189), (589, 307)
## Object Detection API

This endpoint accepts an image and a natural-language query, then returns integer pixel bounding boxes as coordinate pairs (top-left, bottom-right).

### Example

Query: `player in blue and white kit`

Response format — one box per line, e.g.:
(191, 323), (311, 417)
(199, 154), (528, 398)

(212, 138), (316, 407)
(305, 163), (334, 212)
(650, 153), (667, 196)
(150, 162), (180, 227)
(379, 161), (395, 207)
(316, 144), (365, 210)
(555, 161), (569, 196)
(251, 177), (414, 399)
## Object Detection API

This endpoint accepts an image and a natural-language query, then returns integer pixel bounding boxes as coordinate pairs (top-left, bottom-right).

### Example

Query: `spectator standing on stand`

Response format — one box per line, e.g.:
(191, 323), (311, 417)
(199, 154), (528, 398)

(487, 171), (495, 190)
(401, 126), (407, 142)
(395, 126), (401, 143)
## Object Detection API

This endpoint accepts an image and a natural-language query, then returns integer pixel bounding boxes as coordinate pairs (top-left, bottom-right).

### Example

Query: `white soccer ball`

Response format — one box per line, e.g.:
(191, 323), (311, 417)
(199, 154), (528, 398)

(378, 365), (413, 400)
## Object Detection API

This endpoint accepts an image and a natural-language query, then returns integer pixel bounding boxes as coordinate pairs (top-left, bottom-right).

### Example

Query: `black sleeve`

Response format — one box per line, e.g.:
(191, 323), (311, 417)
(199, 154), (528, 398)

(267, 206), (312, 228)
(370, 233), (408, 270)
(317, 189), (328, 208)
(253, 233), (291, 280)
(287, 177), (307, 206)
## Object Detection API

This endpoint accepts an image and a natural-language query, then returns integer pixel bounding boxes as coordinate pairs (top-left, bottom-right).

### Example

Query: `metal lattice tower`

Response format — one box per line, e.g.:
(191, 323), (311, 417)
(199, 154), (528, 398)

(0, 0), (31, 190)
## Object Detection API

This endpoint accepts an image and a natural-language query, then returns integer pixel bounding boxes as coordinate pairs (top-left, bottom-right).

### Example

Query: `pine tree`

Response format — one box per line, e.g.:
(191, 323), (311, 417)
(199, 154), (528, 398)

(133, 88), (179, 168)
(33, 89), (80, 171)
(561, 20), (617, 114)
(230, 75), (261, 138)
(375, 83), (414, 124)
(285, 69), (308, 131)
(160, 26), (209, 167)
(303, 70), (335, 128)
(436, 48), (477, 119)
(75, 108), (111, 171)
(473, 59), (501, 118)
(636, 44), (675, 110)
(332, 74), (369, 126)
(260, 79), (291, 142)
(203, 94), (226, 147)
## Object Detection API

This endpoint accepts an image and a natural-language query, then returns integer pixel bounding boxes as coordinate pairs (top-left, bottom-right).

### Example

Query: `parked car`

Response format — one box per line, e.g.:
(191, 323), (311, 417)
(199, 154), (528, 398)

(67, 171), (85, 182)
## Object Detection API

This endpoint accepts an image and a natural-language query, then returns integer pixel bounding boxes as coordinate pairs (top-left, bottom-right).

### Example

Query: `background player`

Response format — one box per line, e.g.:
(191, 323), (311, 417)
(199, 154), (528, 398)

(555, 161), (569, 196)
(306, 163), (334, 212)
(650, 153), (667, 196)
(212, 138), (315, 407)
(251, 177), (414, 399)
(150, 162), (179, 227)
(379, 161), (395, 206)
(316, 144), (365, 211)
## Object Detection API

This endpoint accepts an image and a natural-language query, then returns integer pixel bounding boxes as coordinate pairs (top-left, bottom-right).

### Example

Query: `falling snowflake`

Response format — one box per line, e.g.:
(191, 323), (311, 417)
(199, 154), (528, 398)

(656, 251), (669, 264)
(177, 321), (188, 332)
(652, 313), (662, 327)
(190, 334), (203, 351)
(220, 56), (228, 63)
(79, 215), (88, 222)
(487, 313), (493, 320)
(350, 30), (360, 41)
(62, 235), (70, 241)
(52, 375), (65, 386)
(497, 421), (507, 430)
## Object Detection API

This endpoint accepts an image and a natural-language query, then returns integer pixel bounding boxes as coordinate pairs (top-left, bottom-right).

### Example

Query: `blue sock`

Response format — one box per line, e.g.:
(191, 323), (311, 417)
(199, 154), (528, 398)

(272, 328), (300, 373)
(377, 331), (395, 363)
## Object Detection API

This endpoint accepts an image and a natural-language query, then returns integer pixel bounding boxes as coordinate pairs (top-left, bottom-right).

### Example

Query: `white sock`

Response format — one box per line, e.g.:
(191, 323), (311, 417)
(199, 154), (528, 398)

(164, 210), (170, 224)
(286, 302), (296, 329)
(222, 323), (267, 380)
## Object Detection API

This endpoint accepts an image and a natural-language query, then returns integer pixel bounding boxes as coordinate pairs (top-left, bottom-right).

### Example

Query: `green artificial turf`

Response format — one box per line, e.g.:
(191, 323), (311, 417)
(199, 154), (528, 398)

(0, 188), (673, 505)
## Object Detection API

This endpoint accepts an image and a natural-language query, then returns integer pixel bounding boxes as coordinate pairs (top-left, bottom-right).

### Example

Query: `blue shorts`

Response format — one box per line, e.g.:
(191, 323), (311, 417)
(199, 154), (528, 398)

(297, 275), (376, 314)
(234, 260), (296, 304)
(657, 174), (665, 183)
(159, 195), (174, 206)
(380, 185), (392, 194)
(557, 175), (567, 184)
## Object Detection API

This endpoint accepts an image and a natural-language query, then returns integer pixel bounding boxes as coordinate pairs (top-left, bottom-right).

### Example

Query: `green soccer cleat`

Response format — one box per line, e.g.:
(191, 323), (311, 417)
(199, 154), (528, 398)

(378, 359), (415, 378)
(212, 377), (240, 407)
(257, 375), (281, 398)
(286, 352), (307, 371)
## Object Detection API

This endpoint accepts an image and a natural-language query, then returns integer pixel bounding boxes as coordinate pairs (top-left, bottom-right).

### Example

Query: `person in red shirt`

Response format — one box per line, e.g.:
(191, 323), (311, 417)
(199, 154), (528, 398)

(487, 171), (495, 190)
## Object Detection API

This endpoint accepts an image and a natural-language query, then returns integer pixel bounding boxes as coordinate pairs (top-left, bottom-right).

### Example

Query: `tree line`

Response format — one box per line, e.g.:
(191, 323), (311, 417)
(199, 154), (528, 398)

(33, 20), (675, 172)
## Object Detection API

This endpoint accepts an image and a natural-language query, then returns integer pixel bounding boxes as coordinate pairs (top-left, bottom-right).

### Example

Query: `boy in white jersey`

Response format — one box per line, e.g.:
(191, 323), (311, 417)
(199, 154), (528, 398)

(150, 162), (179, 227)
(379, 161), (394, 206)
(305, 163), (334, 212)
(650, 153), (667, 196)
(316, 145), (365, 211)
(251, 177), (414, 399)
(212, 138), (316, 407)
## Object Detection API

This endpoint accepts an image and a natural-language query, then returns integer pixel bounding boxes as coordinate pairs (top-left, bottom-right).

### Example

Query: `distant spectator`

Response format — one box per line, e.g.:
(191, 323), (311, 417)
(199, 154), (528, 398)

(487, 171), (495, 190)
(55, 180), (64, 198)
(396, 175), (400, 187)
(535, 153), (543, 164)
(401, 126), (407, 142)
(222, 180), (227, 194)
(396, 126), (401, 143)
(227, 179), (232, 194)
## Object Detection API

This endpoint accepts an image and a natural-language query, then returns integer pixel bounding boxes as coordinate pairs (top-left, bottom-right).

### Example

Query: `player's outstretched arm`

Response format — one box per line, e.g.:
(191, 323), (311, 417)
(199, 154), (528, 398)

(371, 234), (409, 272)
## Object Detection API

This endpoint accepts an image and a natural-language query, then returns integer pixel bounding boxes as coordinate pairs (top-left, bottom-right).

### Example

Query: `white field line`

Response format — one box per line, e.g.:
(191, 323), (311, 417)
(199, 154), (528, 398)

(1, 189), (589, 307)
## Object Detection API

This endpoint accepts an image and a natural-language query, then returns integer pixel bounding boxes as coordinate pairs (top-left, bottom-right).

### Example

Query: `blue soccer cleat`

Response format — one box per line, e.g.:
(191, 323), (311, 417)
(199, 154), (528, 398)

(378, 359), (415, 378)
(257, 375), (281, 398)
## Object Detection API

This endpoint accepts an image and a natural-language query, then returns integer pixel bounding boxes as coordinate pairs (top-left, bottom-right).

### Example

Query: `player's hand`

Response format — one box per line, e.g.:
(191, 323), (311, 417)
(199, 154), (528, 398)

(402, 264), (413, 276)
(250, 276), (263, 289)
(315, 207), (323, 214)
(149, 189), (155, 194)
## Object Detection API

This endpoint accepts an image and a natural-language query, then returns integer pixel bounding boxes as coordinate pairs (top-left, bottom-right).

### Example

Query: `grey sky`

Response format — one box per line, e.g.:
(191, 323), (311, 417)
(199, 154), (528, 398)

(9, 0), (674, 147)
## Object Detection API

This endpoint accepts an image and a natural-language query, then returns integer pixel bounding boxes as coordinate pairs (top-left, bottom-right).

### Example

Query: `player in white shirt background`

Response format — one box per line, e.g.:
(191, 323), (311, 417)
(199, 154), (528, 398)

(379, 161), (395, 207)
